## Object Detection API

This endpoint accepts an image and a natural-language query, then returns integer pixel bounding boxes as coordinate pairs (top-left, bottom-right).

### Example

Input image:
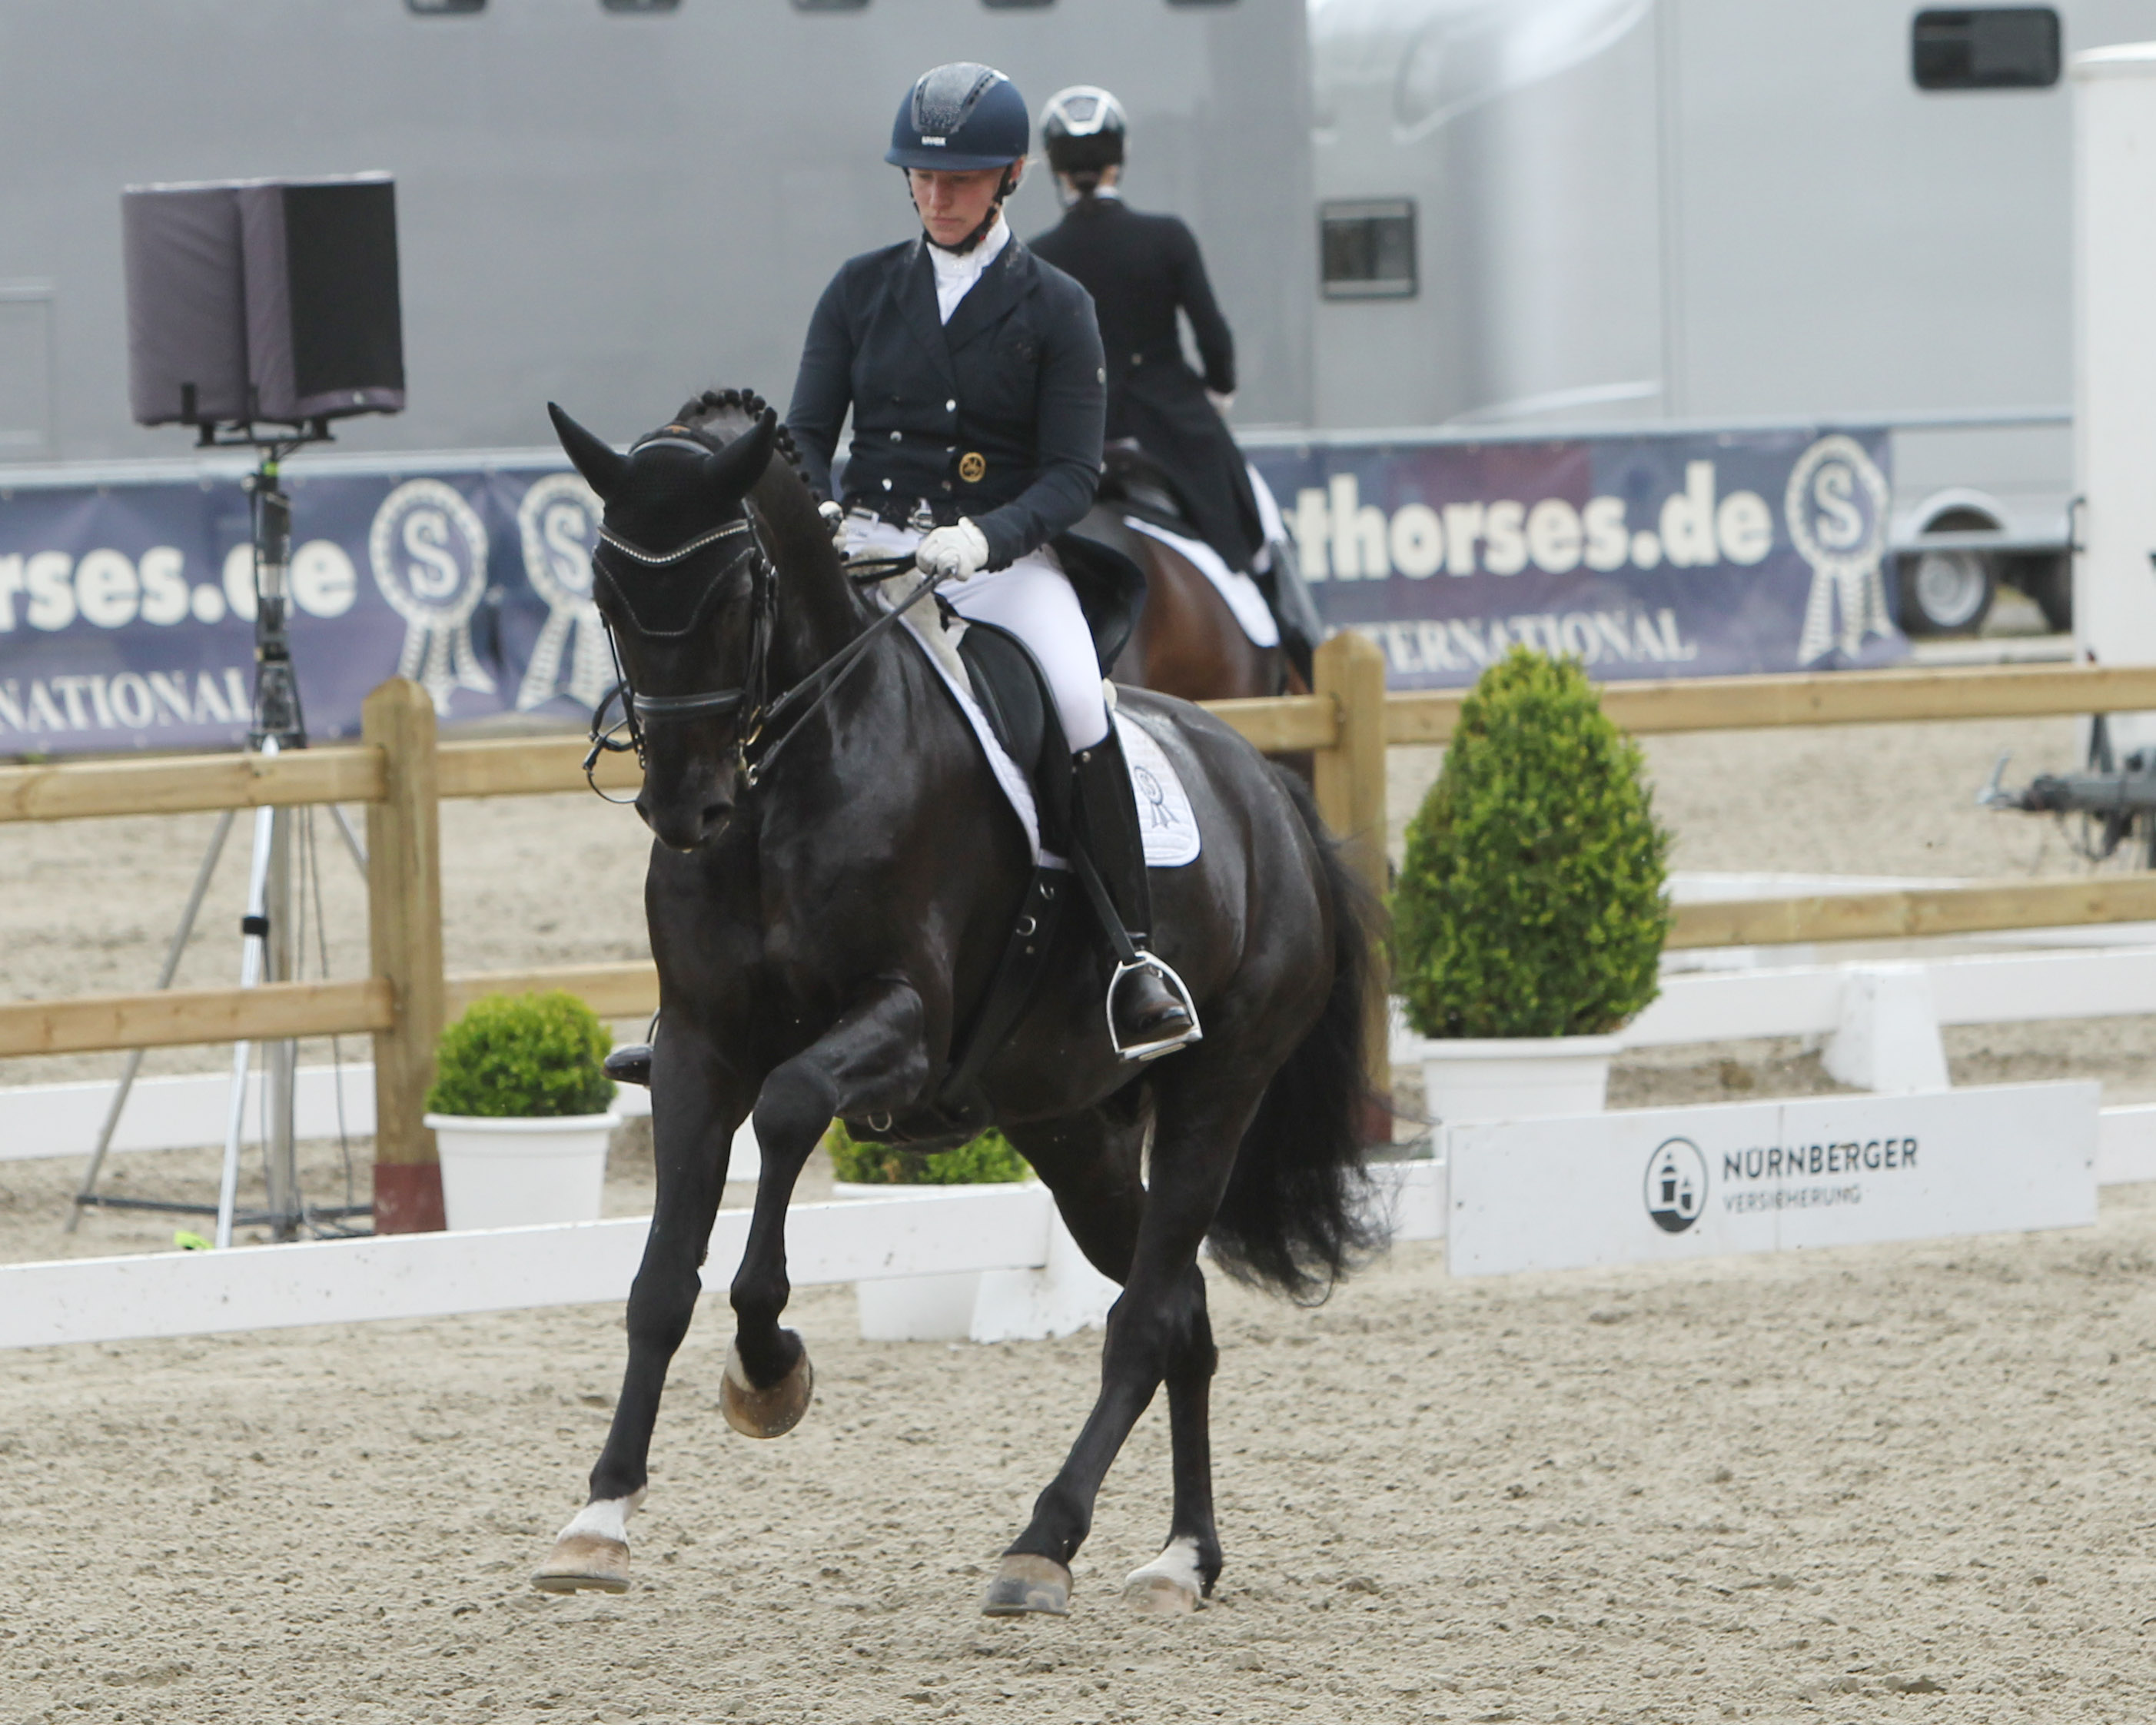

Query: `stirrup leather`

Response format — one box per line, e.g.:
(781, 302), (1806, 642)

(1106, 950), (1204, 1063)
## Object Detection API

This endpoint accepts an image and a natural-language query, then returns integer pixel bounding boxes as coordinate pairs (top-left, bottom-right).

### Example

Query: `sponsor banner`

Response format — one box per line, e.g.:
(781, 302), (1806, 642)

(1247, 426), (1907, 687)
(2, 423), (1903, 753)
(0, 463), (606, 754)
(1443, 1082), (2097, 1277)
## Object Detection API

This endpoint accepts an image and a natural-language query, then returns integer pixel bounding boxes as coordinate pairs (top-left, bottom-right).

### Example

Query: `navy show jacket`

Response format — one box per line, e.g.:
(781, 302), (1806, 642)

(785, 234), (1107, 571)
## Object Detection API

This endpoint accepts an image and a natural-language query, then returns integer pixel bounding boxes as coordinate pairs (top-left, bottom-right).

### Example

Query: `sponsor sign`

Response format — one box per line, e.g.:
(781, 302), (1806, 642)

(1443, 1082), (2097, 1277)
(0, 462), (605, 754)
(1247, 426), (1906, 687)
(2, 424), (1902, 753)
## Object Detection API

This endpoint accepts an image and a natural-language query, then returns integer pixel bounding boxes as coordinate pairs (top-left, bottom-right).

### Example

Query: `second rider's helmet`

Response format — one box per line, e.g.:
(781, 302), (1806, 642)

(887, 63), (1031, 171)
(1041, 85), (1128, 180)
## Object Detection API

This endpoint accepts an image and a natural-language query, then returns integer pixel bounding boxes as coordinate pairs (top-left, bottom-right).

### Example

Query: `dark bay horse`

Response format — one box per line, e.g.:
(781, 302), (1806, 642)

(1091, 450), (1308, 703)
(533, 388), (1380, 1618)
(1098, 510), (1295, 700)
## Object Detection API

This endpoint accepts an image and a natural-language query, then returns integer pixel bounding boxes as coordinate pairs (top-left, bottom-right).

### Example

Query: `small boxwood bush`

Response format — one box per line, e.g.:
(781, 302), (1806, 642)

(426, 990), (616, 1118)
(826, 1120), (1030, 1185)
(1394, 647), (1671, 1039)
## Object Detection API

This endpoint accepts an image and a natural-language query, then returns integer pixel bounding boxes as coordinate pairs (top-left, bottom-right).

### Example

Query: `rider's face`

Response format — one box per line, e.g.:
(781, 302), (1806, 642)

(909, 163), (1019, 248)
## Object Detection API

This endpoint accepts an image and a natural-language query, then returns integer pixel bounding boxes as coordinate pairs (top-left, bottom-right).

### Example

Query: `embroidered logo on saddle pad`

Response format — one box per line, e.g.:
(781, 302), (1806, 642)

(1114, 710), (1199, 867)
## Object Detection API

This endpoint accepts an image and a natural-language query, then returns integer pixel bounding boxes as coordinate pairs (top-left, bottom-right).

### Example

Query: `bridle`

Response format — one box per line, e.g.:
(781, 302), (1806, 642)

(583, 457), (937, 804)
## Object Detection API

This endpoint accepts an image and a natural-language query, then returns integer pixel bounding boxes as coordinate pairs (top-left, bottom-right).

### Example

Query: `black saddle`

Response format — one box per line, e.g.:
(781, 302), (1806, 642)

(1051, 529), (1147, 676)
(1097, 439), (1200, 529)
(955, 618), (1075, 854)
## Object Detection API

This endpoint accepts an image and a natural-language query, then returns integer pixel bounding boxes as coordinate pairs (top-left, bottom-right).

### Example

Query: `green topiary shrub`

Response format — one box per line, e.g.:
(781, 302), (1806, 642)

(825, 1120), (1031, 1185)
(426, 990), (616, 1118)
(1394, 647), (1672, 1039)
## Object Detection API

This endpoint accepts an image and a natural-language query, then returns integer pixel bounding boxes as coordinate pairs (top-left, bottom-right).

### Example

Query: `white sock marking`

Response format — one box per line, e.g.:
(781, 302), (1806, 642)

(556, 1489), (643, 1547)
(1125, 1535), (1204, 1595)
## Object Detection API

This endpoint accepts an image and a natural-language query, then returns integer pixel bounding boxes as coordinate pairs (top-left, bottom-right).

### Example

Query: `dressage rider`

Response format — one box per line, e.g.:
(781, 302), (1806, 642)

(785, 61), (1198, 1060)
(1028, 87), (1323, 680)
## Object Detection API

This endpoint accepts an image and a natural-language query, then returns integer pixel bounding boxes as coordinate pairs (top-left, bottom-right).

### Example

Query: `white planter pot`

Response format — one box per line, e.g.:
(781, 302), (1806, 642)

(425, 1111), (616, 1231)
(832, 1180), (1030, 1342)
(1415, 1034), (1623, 1126)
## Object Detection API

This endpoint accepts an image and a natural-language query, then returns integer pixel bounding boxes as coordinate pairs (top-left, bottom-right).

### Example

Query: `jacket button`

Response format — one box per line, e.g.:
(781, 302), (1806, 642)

(889, 430), (902, 441)
(945, 399), (957, 412)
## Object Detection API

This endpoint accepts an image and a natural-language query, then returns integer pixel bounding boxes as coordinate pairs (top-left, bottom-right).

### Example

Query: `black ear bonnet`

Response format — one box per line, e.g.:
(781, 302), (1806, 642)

(592, 417), (774, 639)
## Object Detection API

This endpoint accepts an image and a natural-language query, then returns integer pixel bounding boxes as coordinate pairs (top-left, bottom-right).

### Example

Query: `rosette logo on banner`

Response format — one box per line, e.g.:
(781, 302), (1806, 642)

(368, 479), (496, 715)
(1785, 434), (1894, 666)
(513, 473), (610, 713)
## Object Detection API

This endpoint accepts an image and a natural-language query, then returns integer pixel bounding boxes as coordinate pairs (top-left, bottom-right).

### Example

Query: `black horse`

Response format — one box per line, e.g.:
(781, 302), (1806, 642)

(533, 388), (1381, 1617)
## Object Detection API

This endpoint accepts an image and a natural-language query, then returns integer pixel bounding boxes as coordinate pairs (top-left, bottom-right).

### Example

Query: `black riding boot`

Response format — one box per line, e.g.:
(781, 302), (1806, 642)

(1071, 725), (1201, 1060)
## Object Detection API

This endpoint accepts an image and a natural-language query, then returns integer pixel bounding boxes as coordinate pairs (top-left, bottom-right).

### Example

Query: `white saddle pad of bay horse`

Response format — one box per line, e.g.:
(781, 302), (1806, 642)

(868, 576), (1201, 870)
(1121, 515), (1281, 650)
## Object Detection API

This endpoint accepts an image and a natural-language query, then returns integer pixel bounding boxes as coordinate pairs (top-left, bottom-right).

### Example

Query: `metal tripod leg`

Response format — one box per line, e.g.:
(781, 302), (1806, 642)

(216, 791), (286, 1251)
(262, 805), (299, 1235)
(65, 808), (238, 1232)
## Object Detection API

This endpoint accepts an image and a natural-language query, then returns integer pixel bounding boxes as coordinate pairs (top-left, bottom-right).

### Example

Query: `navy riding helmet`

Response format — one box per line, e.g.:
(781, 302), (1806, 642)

(886, 62), (1030, 172)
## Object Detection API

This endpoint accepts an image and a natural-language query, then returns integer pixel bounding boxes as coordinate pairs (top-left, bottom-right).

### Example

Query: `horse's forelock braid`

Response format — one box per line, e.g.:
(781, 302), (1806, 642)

(676, 387), (806, 482)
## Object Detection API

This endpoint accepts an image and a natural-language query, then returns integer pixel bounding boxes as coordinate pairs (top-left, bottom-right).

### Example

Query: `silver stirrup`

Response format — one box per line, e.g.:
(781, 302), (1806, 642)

(1107, 952), (1204, 1063)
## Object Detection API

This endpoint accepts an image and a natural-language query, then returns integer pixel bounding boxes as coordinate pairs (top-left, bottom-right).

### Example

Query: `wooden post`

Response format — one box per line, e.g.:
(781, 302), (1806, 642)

(1312, 632), (1392, 1134)
(364, 680), (446, 1233)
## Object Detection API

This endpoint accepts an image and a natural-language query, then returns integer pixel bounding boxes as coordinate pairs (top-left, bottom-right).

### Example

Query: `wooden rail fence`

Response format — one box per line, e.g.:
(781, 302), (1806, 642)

(5, 649), (2156, 1226)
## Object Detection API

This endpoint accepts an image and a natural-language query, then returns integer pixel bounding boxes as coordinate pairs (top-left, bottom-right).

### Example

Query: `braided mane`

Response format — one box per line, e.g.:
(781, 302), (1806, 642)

(673, 387), (808, 483)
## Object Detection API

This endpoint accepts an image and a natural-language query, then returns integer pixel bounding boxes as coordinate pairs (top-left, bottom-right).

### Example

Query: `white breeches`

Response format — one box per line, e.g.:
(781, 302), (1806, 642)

(845, 514), (1110, 750)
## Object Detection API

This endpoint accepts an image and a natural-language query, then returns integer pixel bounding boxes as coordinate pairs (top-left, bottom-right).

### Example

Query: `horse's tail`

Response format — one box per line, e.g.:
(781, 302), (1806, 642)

(1205, 766), (1389, 1303)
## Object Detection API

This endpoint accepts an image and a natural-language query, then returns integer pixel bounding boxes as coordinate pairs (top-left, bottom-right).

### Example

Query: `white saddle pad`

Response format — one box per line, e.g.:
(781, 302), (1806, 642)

(885, 600), (1201, 869)
(1121, 516), (1281, 649)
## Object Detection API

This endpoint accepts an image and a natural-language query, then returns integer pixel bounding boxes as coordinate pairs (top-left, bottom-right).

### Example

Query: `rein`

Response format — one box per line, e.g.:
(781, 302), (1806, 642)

(583, 516), (941, 801)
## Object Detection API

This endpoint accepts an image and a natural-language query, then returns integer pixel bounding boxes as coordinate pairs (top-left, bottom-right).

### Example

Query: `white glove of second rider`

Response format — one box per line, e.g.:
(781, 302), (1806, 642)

(915, 518), (991, 583)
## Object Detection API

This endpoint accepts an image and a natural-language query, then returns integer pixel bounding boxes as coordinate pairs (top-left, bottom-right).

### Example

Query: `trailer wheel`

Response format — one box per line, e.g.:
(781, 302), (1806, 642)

(1898, 548), (1995, 636)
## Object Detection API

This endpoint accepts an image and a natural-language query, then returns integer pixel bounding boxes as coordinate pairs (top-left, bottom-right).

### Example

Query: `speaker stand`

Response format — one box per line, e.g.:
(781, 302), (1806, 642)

(66, 437), (370, 1246)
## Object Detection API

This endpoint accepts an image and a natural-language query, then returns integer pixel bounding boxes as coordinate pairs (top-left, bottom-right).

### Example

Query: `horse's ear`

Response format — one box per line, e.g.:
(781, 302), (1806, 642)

(548, 403), (628, 500)
(709, 407), (779, 501)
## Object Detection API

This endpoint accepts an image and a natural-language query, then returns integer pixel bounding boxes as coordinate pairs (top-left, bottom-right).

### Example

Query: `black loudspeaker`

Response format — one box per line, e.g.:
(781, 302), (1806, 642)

(123, 174), (404, 429)
(123, 184), (250, 426)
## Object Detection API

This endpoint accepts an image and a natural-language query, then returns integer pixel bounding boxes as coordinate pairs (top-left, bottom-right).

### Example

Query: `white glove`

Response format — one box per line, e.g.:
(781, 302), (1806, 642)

(818, 500), (847, 553)
(915, 518), (991, 582)
(1207, 390), (1237, 416)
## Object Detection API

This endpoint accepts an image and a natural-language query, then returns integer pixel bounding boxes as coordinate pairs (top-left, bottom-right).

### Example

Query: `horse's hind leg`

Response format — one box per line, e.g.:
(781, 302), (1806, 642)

(1121, 1274), (1220, 1616)
(985, 1085), (1252, 1619)
(1023, 1109), (1221, 1617)
(535, 1021), (746, 1594)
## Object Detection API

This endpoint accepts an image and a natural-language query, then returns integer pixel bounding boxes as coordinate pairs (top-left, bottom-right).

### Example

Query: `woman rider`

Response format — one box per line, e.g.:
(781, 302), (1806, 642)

(1029, 86), (1321, 679)
(784, 61), (1197, 1060)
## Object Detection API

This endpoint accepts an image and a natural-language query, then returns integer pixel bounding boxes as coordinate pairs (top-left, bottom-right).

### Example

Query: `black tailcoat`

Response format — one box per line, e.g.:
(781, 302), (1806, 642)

(786, 234), (1105, 572)
(1030, 196), (1263, 571)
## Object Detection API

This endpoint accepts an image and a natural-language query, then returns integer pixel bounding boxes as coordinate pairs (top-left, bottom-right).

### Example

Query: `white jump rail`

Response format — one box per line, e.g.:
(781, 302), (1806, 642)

(0, 1163), (1448, 1352)
(25, 948), (2144, 1161)
(0, 1064), (376, 1162)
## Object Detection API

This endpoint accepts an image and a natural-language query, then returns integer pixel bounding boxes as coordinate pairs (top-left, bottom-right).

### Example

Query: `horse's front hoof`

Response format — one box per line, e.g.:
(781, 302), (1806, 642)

(982, 1554), (1071, 1617)
(532, 1532), (630, 1594)
(720, 1339), (814, 1438)
(1121, 1538), (1206, 1615)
